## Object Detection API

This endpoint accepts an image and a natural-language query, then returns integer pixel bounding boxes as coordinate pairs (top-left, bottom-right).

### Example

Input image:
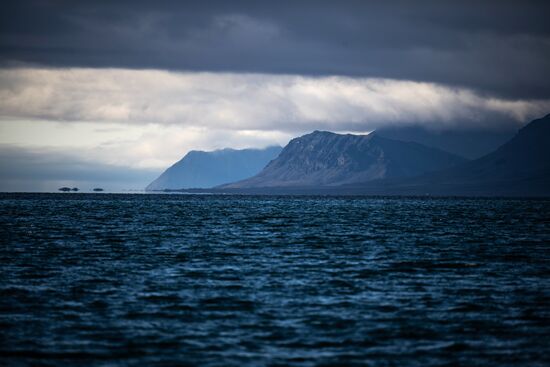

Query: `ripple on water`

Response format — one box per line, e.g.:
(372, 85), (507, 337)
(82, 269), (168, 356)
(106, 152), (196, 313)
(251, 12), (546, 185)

(0, 193), (549, 366)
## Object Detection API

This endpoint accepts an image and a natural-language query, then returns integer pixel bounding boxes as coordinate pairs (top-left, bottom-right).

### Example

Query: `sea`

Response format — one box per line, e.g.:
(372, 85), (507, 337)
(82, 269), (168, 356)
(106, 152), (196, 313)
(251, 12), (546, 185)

(1, 193), (549, 366)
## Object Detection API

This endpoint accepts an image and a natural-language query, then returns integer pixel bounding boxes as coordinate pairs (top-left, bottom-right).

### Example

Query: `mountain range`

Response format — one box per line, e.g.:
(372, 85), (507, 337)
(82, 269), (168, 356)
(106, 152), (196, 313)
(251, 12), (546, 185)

(147, 114), (550, 196)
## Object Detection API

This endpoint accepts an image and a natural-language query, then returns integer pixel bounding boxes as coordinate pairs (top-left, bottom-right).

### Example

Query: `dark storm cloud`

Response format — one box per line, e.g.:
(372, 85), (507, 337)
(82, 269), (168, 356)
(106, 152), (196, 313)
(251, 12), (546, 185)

(0, 0), (549, 98)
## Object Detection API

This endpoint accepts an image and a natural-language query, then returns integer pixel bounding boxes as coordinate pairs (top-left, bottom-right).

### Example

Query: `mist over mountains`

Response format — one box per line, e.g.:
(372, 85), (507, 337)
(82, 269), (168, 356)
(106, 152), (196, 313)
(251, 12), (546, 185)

(376, 125), (515, 160)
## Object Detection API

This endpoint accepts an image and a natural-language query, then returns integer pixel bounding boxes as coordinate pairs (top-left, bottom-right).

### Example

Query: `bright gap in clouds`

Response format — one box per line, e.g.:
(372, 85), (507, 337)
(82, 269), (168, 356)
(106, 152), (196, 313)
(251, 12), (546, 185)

(1, 67), (549, 191)
(0, 120), (292, 169)
(2, 67), (549, 131)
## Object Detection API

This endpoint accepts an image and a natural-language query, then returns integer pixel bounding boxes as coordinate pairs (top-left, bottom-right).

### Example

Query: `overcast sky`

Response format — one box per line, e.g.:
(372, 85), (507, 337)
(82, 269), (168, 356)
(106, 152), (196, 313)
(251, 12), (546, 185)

(1, 0), (549, 191)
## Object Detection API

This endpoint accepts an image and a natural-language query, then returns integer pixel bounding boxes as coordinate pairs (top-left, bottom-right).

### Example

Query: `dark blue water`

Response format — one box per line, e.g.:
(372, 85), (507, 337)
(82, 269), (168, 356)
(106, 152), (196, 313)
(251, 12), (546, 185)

(1, 193), (549, 366)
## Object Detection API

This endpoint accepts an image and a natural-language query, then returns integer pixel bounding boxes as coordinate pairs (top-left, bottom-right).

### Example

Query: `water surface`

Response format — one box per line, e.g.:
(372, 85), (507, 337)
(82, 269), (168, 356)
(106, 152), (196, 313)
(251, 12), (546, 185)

(1, 193), (549, 366)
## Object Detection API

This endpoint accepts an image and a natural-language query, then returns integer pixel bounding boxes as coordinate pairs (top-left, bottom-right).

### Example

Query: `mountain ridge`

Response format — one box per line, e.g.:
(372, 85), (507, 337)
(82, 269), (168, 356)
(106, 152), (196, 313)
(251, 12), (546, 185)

(220, 130), (467, 188)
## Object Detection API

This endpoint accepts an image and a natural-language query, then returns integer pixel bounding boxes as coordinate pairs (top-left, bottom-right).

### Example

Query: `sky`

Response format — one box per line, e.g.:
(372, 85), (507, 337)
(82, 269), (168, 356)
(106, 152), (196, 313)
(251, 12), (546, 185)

(0, 0), (549, 191)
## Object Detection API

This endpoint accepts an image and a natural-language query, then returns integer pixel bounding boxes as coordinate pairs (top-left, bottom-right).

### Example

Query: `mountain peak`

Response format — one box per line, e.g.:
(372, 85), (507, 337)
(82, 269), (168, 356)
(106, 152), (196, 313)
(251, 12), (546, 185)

(310, 130), (333, 135)
(302, 130), (339, 140)
(518, 113), (550, 135)
(307, 130), (370, 137)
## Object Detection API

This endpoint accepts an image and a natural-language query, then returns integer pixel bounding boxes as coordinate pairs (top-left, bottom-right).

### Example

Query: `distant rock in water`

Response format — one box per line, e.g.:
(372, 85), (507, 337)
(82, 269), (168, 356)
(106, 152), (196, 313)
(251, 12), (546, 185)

(93, 188), (104, 192)
(58, 187), (79, 192)
(221, 131), (466, 188)
(146, 146), (282, 190)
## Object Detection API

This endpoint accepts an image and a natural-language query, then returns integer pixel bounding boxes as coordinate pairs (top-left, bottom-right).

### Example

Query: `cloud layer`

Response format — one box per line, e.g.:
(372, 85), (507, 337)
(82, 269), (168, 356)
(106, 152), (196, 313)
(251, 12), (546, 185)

(2, 67), (549, 134)
(2, 1), (549, 99)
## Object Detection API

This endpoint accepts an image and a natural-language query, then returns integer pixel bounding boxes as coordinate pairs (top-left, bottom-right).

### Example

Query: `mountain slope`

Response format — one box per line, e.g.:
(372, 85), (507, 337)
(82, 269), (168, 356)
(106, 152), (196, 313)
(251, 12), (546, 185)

(446, 114), (550, 181)
(221, 131), (466, 188)
(346, 114), (550, 196)
(146, 146), (282, 190)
